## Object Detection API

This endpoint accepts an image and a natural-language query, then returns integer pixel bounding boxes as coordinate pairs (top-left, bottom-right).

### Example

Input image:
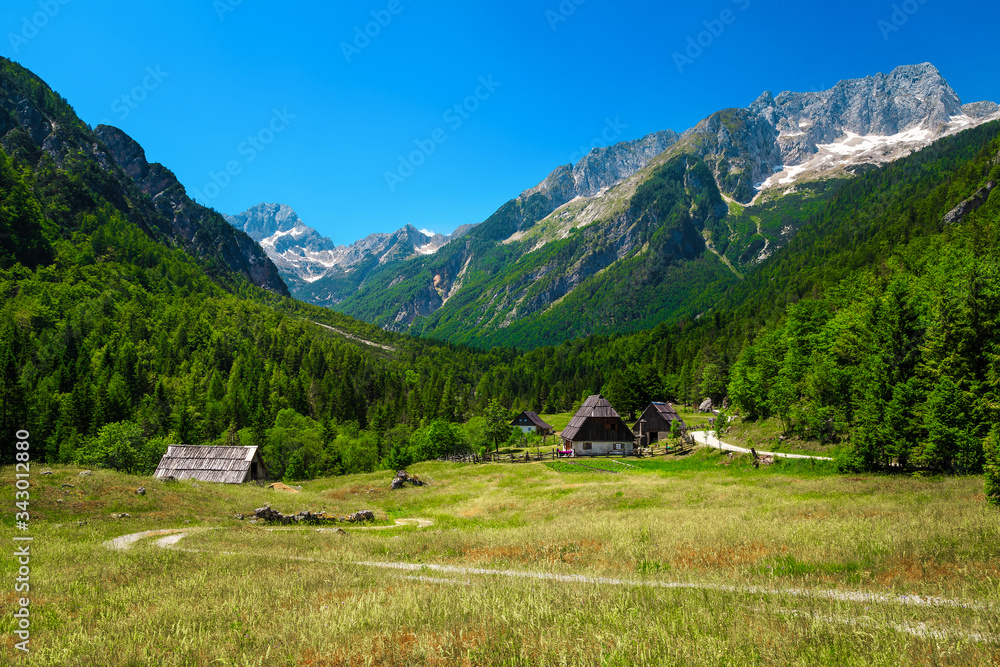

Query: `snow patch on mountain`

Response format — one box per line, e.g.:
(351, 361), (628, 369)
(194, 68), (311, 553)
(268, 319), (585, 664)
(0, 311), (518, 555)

(754, 108), (1000, 201)
(226, 203), (463, 290)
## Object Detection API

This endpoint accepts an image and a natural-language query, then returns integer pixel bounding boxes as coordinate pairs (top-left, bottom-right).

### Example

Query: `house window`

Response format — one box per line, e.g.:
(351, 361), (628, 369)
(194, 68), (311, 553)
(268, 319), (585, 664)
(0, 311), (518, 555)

(583, 442), (592, 450)
(614, 443), (624, 451)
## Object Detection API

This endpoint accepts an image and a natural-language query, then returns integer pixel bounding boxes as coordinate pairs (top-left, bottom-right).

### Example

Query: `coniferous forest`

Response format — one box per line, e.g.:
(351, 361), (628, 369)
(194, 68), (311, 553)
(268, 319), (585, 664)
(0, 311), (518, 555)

(2, 56), (1000, 504)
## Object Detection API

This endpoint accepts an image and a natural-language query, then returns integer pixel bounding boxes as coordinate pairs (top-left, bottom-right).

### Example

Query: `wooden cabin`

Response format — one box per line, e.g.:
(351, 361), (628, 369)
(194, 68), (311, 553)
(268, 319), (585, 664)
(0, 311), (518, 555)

(633, 402), (688, 447)
(511, 411), (554, 436)
(561, 395), (635, 456)
(153, 445), (270, 484)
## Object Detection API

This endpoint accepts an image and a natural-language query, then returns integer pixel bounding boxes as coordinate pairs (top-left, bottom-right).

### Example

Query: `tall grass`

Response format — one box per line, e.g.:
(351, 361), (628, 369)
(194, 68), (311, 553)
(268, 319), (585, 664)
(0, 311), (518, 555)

(2, 452), (998, 665)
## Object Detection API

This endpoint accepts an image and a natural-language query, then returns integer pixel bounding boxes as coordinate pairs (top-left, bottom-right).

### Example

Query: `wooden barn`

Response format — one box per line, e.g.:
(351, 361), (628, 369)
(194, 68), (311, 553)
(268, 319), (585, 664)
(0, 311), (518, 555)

(561, 394), (635, 456)
(511, 411), (554, 436)
(633, 402), (688, 446)
(153, 445), (270, 484)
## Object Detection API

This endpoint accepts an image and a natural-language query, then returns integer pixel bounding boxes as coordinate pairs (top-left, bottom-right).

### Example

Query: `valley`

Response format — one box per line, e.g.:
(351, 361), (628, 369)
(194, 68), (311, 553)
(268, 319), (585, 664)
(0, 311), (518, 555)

(3, 44), (1000, 666)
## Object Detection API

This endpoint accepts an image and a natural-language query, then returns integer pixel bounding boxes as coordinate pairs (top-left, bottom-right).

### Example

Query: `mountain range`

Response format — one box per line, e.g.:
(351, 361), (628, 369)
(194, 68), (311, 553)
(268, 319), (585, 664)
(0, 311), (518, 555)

(224, 204), (472, 294)
(4, 52), (1000, 486)
(228, 63), (999, 347)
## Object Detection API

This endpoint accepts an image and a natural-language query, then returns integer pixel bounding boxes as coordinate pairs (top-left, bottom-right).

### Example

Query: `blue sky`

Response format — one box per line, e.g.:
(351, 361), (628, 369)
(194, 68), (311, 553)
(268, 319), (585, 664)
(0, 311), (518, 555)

(2, 0), (998, 245)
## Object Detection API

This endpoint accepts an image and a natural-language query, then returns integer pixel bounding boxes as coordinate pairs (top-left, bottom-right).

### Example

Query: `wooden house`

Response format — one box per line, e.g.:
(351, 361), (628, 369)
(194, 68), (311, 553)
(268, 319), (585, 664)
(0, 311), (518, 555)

(633, 402), (688, 446)
(511, 411), (554, 436)
(561, 394), (635, 455)
(153, 445), (270, 484)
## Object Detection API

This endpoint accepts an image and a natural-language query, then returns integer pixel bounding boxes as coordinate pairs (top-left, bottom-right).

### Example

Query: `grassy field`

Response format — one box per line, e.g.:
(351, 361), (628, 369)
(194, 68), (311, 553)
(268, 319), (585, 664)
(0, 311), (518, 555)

(2, 450), (999, 666)
(539, 411), (574, 435)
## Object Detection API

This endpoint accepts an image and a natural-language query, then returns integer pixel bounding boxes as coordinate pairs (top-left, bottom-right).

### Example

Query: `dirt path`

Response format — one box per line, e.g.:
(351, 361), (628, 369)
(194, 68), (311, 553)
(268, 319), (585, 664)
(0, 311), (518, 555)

(107, 529), (979, 610)
(691, 430), (833, 461)
(313, 322), (397, 352)
(107, 518), (433, 550)
(104, 528), (212, 551)
(265, 518), (435, 532)
(103, 528), (993, 642)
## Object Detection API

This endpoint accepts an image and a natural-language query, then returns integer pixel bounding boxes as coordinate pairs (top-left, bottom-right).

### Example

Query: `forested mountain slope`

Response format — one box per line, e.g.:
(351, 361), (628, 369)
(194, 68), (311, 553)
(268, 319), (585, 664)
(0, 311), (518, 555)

(0, 58), (289, 296)
(329, 64), (998, 348)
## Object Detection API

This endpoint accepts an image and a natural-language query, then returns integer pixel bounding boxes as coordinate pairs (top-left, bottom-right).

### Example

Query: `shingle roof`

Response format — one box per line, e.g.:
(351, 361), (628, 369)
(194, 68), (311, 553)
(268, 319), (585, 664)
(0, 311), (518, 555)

(153, 445), (268, 484)
(511, 411), (553, 431)
(651, 402), (681, 420)
(633, 402), (688, 433)
(561, 395), (623, 441)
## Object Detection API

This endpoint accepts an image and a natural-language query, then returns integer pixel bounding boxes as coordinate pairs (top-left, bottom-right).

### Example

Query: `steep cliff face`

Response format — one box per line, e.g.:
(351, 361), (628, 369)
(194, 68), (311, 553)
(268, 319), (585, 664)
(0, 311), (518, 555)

(0, 57), (289, 297)
(237, 129), (680, 313)
(740, 63), (998, 200)
(521, 130), (680, 202)
(772, 63), (964, 141)
(95, 126), (289, 296)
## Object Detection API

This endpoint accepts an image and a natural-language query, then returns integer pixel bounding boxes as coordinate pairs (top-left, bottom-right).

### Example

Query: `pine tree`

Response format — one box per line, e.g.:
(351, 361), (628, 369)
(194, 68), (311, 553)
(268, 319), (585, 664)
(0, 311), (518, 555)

(986, 426), (1000, 507)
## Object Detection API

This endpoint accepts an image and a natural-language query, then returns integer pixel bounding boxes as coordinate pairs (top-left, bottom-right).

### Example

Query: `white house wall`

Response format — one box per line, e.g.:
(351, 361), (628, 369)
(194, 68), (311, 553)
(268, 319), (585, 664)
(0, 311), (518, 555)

(571, 441), (634, 456)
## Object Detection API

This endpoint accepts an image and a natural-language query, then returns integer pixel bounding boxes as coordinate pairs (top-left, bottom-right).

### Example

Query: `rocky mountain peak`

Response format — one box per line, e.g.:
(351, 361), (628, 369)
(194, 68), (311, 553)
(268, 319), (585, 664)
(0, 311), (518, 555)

(750, 90), (775, 111)
(770, 62), (963, 144)
(95, 125), (150, 182)
(520, 130), (680, 204)
(964, 101), (1000, 119)
(719, 63), (1000, 201)
(225, 205), (465, 295)
(226, 203), (306, 242)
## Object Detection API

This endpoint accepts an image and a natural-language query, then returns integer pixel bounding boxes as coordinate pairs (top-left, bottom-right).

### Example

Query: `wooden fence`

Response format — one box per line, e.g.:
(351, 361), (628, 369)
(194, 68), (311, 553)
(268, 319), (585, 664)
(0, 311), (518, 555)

(440, 440), (695, 465)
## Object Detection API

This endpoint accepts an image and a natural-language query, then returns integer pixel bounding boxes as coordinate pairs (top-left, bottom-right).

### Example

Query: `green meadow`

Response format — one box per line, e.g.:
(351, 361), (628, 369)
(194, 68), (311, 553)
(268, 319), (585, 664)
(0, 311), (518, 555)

(2, 450), (999, 666)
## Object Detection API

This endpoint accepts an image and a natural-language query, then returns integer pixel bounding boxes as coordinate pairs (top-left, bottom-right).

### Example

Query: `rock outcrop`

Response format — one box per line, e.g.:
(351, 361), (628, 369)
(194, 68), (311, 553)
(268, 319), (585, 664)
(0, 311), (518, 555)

(0, 57), (290, 296)
(390, 470), (426, 490)
(96, 126), (290, 297)
(521, 130), (681, 202)
(252, 506), (376, 525)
